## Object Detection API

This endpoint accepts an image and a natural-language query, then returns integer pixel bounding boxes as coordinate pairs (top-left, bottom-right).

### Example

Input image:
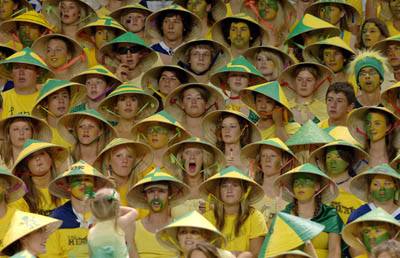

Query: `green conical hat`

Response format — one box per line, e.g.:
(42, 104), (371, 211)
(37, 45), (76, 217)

(0, 167), (25, 203)
(243, 46), (295, 71)
(145, 4), (202, 42)
(342, 207), (400, 251)
(198, 165), (264, 205)
(0, 114), (52, 143)
(324, 126), (364, 147)
(304, 0), (361, 26)
(99, 32), (158, 73)
(131, 110), (191, 146)
(0, 210), (62, 252)
(48, 160), (114, 199)
(303, 36), (355, 64)
(240, 138), (297, 173)
(286, 14), (341, 46)
(278, 62), (335, 102)
(309, 140), (369, 173)
(10, 251), (36, 258)
(110, 3), (153, 23)
(347, 106), (400, 146)
(211, 13), (269, 48)
(126, 167), (191, 209)
(156, 210), (227, 251)
(202, 109), (262, 146)
(173, 0), (227, 22)
(0, 47), (55, 83)
(273, 163), (339, 203)
(32, 79), (87, 119)
(285, 120), (334, 147)
(271, 250), (312, 258)
(57, 109), (117, 146)
(372, 34), (400, 54)
(98, 83), (159, 122)
(210, 56), (265, 94)
(31, 33), (88, 77)
(239, 81), (293, 121)
(164, 83), (226, 124)
(94, 137), (154, 176)
(259, 212), (325, 257)
(381, 81), (400, 114)
(77, 15), (127, 37)
(11, 139), (69, 174)
(172, 38), (231, 76)
(140, 65), (197, 96)
(71, 64), (122, 86)
(162, 137), (226, 179)
(350, 164), (400, 202)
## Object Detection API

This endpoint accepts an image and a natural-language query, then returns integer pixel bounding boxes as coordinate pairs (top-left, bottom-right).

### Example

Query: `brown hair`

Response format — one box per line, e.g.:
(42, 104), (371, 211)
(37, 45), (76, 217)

(292, 173), (322, 217)
(185, 43), (216, 64)
(356, 18), (389, 50)
(187, 242), (221, 258)
(292, 65), (321, 82)
(0, 176), (11, 203)
(215, 114), (252, 152)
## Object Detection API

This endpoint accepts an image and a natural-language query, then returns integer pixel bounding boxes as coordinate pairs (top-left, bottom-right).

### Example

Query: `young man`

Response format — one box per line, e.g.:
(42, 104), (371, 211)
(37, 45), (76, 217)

(373, 35), (400, 81)
(0, 48), (54, 119)
(318, 82), (355, 128)
(126, 168), (190, 258)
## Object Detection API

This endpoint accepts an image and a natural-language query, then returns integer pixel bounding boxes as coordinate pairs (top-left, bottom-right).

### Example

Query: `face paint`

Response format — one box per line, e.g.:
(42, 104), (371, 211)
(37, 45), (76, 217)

(18, 23), (41, 47)
(325, 147), (348, 175)
(46, 39), (69, 68)
(318, 4), (342, 25)
(362, 23), (383, 48)
(150, 199), (164, 212)
(187, 0), (208, 18)
(358, 67), (382, 93)
(0, 0), (16, 20)
(323, 47), (345, 73)
(370, 174), (396, 202)
(390, 0), (400, 19)
(229, 22), (251, 49)
(146, 125), (169, 135)
(257, 0), (278, 20)
(94, 27), (116, 49)
(302, 30), (322, 46)
(69, 175), (95, 200)
(365, 112), (387, 142)
(386, 44), (400, 67)
(362, 224), (390, 252)
(293, 173), (317, 201)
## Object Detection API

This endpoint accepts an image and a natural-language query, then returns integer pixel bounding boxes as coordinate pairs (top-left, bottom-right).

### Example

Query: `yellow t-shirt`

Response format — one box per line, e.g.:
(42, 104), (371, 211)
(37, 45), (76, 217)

(0, 89), (40, 119)
(288, 98), (329, 123)
(328, 187), (366, 224)
(387, 21), (400, 36)
(171, 198), (204, 219)
(51, 126), (72, 151)
(251, 195), (288, 227)
(8, 187), (67, 216)
(203, 208), (268, 252)
(312, 231), (330, 258)
(44, 227), (89, 258)
(134, 219), (178, 258)
(260, 122), (301, 140)
(83, 47), (98, 68)
(318, 119), (330, 129)
(0, 205), (16, 257)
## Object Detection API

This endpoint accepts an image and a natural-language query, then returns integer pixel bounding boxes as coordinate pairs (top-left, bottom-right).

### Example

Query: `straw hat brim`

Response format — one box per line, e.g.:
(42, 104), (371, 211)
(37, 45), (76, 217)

(305, 1), (361, 26)
(303, 39), (355, 64)
(164, 83), (226, 125)
(0, 170), (25, 203)
(0, 115), (52, 143)
(109, 4), (153, 23)
(31, 34), (88, 77)
(210, 69), (266, 91)
(381, 82), (400, 113)
(243, 46), (295, 71)
(273, 169), (339, 203)
(173, 0), (227, 22)
(172, 39), (231, 75)
(70, 65), (122, 86)
(201, 110), (261, 145)
(94, 138), (154, 176)
(278, 62), (335, 102)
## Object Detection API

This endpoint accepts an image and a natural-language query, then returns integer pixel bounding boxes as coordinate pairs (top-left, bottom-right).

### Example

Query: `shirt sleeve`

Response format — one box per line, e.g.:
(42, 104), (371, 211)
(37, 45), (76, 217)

(250, 209), (268, 239)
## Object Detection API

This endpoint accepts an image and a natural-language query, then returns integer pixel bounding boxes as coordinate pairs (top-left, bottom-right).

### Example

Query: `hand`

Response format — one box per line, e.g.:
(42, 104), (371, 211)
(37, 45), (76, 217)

(198, 201), (207, 214)
(272, 108), (284, 126)
(106, 175), (117, 188)
(116, 64), (129, 82)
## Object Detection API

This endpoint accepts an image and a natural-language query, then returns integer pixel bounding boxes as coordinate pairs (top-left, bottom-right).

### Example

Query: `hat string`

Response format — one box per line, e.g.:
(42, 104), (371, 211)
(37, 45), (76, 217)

(162, 234), (184, 253)
(386, 91), (400, 115)
(356, 121), (400, 139)
(177, 49), (223, 76)
(354, 159), (368, 173)
(87, 82), (118, 102)
(41, 52), (86, 72)
(37, 104), (57, 118)
(146, 79), (166, 100)
(136, 101), (154, 117)
(12, 182), (28, 193)
(169, 128), (181, 143)
(102, 106), (121, 118)
(11, 7), (28, 18)
(255, 107), (289, 123)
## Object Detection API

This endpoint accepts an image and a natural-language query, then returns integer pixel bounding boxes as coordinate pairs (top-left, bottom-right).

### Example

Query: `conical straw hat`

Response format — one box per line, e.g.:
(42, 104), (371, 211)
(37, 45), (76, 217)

(126, 168), (191, 209)
(324, 126), (364, 147)
(273, 163), (339, 203)
(156, 210), (227, 251)
(285, 120), (334, 147)
(0, 210), (62, 252)
(70, 64), (122, 86)
(303, 36), (355, 64)
(243, 46), (295, 72)
(381, 81), (400, 114)
(173, 0), (227, 22)
(109, 3), (153, 24)
(258, 212), (325, 257)
(0, 167), (25, 203)
(372, 34), (400, 54)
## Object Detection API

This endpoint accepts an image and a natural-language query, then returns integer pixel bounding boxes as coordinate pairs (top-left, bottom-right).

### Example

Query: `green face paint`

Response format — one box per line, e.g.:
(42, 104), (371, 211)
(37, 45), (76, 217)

(18, 27), (34, 47)
(293, 173), (316, 188)
(187, 0), (208, 18)
(325, 147), (349, 175)
(390, 0), (400, 19)
(150, 199), (164, 212)
(362, 224), (389, 253)
(365, 113), (387, 142)
(372, 187), (395, 202)
(318, 4), (342, 25)
(146, 125), (169, 135)
(257, 0), (278, 20)
(69, 175), (95, 199)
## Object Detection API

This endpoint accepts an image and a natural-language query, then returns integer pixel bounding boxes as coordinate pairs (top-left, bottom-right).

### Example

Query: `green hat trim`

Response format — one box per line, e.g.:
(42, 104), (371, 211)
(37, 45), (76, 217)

(36, 79), (83, 103)
(215, 56), (263, 77)
(285, 120), (334, 146)
(355, 56), (384, 83)
(104, 31), (149, 49)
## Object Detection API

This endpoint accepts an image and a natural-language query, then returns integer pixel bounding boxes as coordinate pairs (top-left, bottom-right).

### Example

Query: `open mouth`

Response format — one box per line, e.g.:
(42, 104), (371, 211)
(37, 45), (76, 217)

(189, 162), (196, 172)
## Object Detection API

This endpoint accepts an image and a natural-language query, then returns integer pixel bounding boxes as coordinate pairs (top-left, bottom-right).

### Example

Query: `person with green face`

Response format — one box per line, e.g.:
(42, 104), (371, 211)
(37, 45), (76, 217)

(357, 19), (389, 50)
(343, 208), (400, 258)
(310, 139), (369, 224)
(277, 163), (343, 258)
(366, 0), (400, 37)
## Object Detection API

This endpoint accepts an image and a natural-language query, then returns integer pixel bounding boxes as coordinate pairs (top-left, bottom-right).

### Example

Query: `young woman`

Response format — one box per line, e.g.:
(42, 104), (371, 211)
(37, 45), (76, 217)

(210, 56), (265, 116)
(244, 46), (294, 82)
(156, 210), (238, 258)
(347, 107), (399, 168)
(98, 83), (159, 138)
(162, 137), (226, 218)
(240, 138), (297, 226)
(165, 83), (224, 138)
(276, 163), (342, 258)
(356, 19), (389, 50)
(278, 62), (334, 124)
(310, 139), (369, 223)
(0, 115), (52, 170)
(0, 210), (62, 256)
(199, 166), (267, 257)
(202, 110), (261, 172)
(42, 0), (97, 40)
(57, 110), (117, 165)
(9, 139), (69, 216)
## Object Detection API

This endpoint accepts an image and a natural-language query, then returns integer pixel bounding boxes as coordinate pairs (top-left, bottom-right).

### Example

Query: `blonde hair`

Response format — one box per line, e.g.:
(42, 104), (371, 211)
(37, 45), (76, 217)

(0, 176), (10, 203)
(90, 188), (120, 232)
(58, 0), (89, 32)
(0, 118), (37, 168)
(372, 240), (400, 258)
(254, 50), (284, 79)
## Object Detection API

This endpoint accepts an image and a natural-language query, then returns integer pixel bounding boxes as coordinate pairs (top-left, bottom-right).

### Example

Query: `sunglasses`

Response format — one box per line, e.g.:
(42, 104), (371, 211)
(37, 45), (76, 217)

(117, 46), (143, 55)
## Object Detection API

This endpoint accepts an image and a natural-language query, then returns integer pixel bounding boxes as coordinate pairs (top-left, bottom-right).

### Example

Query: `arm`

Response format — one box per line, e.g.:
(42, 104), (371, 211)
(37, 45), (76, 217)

(118, 206), (138, 258)
(273, 107), (289, 142)
(249, 236), (265, 257)
(327, 233), (341, 258)
(366, 0), (378, 19)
